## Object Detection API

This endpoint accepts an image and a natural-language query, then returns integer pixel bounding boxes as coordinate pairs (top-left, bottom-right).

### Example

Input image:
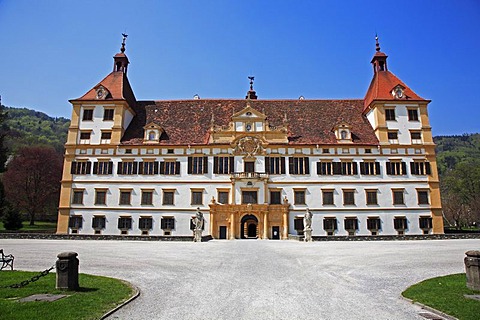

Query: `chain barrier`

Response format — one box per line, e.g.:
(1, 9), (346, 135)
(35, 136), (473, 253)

(1, 264), (56, 289)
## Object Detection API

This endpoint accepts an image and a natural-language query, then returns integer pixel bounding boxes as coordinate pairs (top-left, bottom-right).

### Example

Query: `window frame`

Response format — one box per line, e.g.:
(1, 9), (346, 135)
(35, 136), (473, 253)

(417, 190), (430, 205)
(82, 109), (94, 121)
(94, 189), (107, 205)
(119, 189), (132, 205)
(72, 189), (84, 205)
(162, 190), (175, 205)
(191, 190), (204, 205)
(322, 190), (335, 205)
(385, 108), (396, 121)
(103, 108), (114, 121)
(141, 190), (154, 205)
(365, 189), (378, 205)
(407, 108), (419, 121)
(392, 189), (405, 205)
(343, 189), (355, 206)
(294, 189), (306, 205)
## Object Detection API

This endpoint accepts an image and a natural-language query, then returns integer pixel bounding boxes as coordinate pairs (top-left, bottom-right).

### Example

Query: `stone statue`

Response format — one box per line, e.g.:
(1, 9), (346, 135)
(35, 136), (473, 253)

(193, 208), (204, 242)
(304, 208), (313, 242)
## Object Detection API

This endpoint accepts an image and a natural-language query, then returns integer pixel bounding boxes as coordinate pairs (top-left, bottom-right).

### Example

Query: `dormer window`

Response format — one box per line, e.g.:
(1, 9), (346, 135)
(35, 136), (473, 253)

(148, 131), (156, 141)
(333, 123), (353, 143)
(340, 130), (348, 140)
(143, 122), (164, 143)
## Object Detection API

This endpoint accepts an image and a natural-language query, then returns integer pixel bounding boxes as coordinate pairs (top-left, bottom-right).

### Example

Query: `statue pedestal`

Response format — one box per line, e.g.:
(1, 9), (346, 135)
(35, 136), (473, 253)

(304, 228), (312, 242)
(465, 250), (480, 291)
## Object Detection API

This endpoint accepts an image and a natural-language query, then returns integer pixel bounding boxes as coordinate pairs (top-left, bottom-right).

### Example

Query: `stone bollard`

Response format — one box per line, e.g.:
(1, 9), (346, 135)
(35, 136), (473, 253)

(56, 252), (79, 290)
(464, 250), (480, 291)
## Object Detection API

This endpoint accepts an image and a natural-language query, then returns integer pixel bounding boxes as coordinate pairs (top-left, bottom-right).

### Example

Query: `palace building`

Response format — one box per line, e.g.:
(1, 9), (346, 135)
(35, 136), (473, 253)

(56, 36), (443, 239)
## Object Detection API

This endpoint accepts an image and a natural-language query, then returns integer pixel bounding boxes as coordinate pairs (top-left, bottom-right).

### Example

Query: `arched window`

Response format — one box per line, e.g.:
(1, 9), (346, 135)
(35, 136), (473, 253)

(341, 130), (348, 139)
(148, 131), (156, 141)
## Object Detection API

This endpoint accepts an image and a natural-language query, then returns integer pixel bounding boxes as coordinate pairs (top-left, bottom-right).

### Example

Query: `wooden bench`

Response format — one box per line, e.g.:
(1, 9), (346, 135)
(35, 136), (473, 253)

(0, 249), (14, 271)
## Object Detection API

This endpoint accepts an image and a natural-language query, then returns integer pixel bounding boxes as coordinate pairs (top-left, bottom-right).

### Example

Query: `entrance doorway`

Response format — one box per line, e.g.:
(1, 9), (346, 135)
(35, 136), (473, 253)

(272, 226), (280, 240)
(219, 226), (227, 239)
(240, 214), (258, 239)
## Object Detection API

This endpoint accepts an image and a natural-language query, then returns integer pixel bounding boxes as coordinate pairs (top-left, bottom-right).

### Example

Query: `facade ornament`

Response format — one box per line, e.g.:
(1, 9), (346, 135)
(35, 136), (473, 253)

(304, 208), (313, 242)
(283, 196), (289, 204)
(234, 136), (263, 157)
(193, 208), (204, 242)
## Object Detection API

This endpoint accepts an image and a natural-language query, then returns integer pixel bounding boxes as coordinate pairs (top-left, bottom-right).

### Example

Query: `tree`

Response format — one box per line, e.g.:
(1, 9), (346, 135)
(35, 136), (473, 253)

(3, 146), (63, 225)
(2, 203), (23, 230)
(0, 99), (8, 172)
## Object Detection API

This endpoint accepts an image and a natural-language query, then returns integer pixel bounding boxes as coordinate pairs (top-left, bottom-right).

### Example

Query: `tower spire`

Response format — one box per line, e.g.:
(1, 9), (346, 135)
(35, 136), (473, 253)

(375, 33), (380, 52)
(370, 34), (388, 74)
(245, 76), (258, 99)
(121, 33), (128, 53)
(113, 33), (130, 74)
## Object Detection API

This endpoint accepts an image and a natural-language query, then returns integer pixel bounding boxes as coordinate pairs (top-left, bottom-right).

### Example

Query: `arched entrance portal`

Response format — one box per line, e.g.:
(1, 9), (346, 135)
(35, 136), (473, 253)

(241, 214), (258, 239)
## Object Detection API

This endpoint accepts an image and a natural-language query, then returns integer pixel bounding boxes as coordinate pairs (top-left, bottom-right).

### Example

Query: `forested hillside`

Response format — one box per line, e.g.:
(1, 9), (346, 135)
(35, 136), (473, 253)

(3, 107), (70, 153)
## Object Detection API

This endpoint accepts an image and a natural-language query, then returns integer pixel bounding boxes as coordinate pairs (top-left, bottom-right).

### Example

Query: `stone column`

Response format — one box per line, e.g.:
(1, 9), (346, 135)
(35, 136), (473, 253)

(56, 252), (79, 290)
(465, 250), (480, 291)
(230, 211), (236, 240)
(282, 212), (288, 240)
(263, 211), (268, 239)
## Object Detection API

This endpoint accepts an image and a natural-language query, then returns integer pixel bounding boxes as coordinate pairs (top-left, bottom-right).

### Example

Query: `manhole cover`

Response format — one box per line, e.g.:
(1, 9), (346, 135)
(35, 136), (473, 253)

(18, 294), (68, 302)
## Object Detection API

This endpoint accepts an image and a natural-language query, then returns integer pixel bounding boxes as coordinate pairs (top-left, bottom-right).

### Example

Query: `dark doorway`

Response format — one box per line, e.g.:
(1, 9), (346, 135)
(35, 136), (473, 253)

(240, 214), (258, 239)
(272, 226), (280, 240)
(244, 161), (255, 173)
(219, 226), (227, 239)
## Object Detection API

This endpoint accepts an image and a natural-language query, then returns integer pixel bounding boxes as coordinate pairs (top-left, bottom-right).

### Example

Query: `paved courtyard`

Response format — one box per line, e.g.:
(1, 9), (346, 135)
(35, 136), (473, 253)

(1, 238), (479, 319)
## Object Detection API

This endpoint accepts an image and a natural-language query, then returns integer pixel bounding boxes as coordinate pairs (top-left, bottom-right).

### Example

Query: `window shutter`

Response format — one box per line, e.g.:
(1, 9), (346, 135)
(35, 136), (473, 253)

(333, 162), (342, 175)
(187, 157), (193, 174)
(159, 162), (165, 174)
(71, 162), (77, 174)
(93, 162), (98, 174)
(280, 157), (286, 174)
(86, 162), (92, 174)
(127, 218), (132, 229)
(288, 157), (294, 174)
(229, 157), (234, 173)
(133, 162), (138, 174)
(410, 162), (415, 174)
(117, 162), (122, 174)
(213, 157), (218, 174)
(294, 218), (304, 231)
(386, 162), (392, 175)
(203, 156), (208, 174)
(117, 218), (122, 229)
(265, 157), (270, 174)
(402, 162), (407, 175)
(317, 162), (321, 175)
(154, 161), (159, 174)
(425, 162), (431, 175)
(359, 162), (365, 175)
(375, 162), (380, 175)
(175, 162), (180, 174)
(171, 219), (175, 229)
(161, 218), (166, 229)
(138, 162), (144, 174)
(304, 157), (310, 174)
(352, 162), (358, 175)
(108, 162), (113, 174)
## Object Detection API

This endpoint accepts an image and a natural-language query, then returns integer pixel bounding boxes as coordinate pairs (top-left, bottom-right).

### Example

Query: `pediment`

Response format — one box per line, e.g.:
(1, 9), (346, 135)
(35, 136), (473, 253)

(232, 104), (266, 121)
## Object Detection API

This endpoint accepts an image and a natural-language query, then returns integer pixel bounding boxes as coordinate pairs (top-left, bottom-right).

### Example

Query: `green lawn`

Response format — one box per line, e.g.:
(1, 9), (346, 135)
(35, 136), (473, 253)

(0, 271), (135, 320)
(0, 221), (57, 232)
(402, 273), (480, 320)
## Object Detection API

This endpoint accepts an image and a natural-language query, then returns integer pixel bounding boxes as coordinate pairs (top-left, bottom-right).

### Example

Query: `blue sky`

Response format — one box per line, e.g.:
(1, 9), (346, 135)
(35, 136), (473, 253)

(0, 0), (479, 136)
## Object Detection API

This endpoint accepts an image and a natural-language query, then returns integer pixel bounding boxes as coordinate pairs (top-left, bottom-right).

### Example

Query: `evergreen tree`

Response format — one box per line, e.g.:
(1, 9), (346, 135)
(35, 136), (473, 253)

(2, 203), (23, 230)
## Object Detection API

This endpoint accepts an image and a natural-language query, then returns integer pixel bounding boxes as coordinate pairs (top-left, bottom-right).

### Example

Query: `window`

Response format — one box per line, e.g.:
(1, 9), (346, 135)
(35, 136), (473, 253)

(294, 217), (304, 231)
(410, 132), (422, 144)
(244, 161), (255, 173)
(344, 218), (358, 231)
(394, 217), (407, 230)
(141, 190), (153, 205)
(386, 161), (407, 175)
(360, 162), (381, 175)
(160, 161), (180, 175)
(93, 161), (113, 175)
(339, 161), (357, 175)
(82, 109), (93, 121)
(266, 157), (286, 174)
(385, 108), (396, 121)
(417, 190), (429, 205)
(408, 109), (419, 121)
(71, 161), (92, 175)
(213, 156), (234, 174)
(317, 162), (333, 175)
(162, 190), (175, 205)
(72, 190), (84, 204)
(148, 131), (156, 141)
(343, 190), (355, 205)
(125, 149), (132, 154)
(270, 190), (281, 204)
(101, 132), (112, 144)
(388, 131), (398, 144)
(79, 131), (91, 144)
(410, 161), (431, 175)
(294, 190), (306, 205)
(322, 190), (334, 205)
(242, 191), (257, 204)
(322, 148), (330, 154)
(69, 216), (83, 229)
(103, 108), (114, 121)
(366, 190), (378, 205)
(92, 216), (106, 229)
(323, 218), (337, 231)
(139, 161), (159, 175)
(118, 217), (132, 230)
(188, 156), (208, 174)
(393, 190), (405, 205)
(218, 191), (229, 204)
(95, 190), (107, 205)
(161, 217), (175, 230)
(117, 161), (138, 175)
(367, 217), (381, 231)
(419, 216), (433, 229)
(365, 148), (372, 154)
(289, 157), (310, 175)
(119, 190), (132, 205)
(139, 217), (153, 230)
(191, 190), (203, 205)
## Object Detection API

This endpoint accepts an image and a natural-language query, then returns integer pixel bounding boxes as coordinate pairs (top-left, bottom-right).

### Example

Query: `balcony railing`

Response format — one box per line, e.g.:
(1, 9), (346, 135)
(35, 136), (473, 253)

(230, 172), (269, 180)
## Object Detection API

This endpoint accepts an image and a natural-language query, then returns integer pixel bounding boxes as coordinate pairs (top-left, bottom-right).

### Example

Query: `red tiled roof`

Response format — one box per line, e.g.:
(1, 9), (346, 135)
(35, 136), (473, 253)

(364, 70), (426, 111)
(72, 71), (136, 108)
(121, 99), (379, 146)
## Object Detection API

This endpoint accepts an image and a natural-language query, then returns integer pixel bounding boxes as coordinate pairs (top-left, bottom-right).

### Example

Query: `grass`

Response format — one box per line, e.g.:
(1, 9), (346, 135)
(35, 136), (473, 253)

(0, 270), (135, 320)
(0, 221), (57, 233)
(402, 273), (480, 320)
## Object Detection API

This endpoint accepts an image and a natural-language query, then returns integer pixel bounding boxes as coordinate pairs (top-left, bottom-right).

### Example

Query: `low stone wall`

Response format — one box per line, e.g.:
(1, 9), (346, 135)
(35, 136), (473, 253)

(310, 233), (480, 241)
(0, 233), (213, 242)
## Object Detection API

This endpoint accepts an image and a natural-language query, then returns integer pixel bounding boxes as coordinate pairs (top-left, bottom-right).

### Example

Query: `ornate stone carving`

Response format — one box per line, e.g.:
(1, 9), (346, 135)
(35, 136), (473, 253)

(233, 136), (264, 157)
(304, 208), (313, 242)
(193, 208), (204, 242)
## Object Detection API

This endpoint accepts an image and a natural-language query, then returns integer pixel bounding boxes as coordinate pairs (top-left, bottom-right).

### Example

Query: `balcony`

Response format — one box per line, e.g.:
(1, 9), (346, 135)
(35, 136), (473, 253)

(230, 172), (269, 181)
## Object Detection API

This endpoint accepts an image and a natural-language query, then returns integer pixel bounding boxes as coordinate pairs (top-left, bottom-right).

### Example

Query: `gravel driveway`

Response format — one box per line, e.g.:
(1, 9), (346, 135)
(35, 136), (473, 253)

(1, 238), (478, 319)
